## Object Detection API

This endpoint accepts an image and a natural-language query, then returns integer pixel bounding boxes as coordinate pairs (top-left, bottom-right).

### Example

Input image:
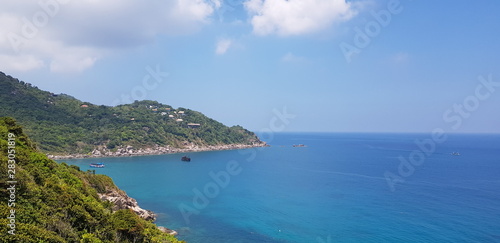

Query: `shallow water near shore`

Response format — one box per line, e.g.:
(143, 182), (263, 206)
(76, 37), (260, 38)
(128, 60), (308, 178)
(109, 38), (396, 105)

(61, 133), (500, 242)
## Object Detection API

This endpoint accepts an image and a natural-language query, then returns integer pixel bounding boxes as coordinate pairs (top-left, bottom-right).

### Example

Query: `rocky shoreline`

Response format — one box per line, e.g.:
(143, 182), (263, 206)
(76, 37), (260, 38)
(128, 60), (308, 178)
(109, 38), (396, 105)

(47, 142), (268, 160)
(98, 189), (156, 220)
(52, 142), (268, 238)
(98, 188), (179, 236)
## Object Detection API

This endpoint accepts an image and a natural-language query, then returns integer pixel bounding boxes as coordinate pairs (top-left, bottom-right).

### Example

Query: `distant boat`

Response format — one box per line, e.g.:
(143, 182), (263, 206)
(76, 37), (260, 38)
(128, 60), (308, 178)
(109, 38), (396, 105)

(293, 144), (306, 147)
(451, 152), (461, 156)
(90, 163), (105, 168)
(181, 156), (191, 162)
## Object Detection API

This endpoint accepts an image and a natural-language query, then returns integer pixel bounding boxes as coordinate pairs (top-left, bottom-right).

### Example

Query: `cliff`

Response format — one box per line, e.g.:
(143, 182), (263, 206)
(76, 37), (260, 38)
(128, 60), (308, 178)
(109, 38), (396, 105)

(0, 117), (183, 242)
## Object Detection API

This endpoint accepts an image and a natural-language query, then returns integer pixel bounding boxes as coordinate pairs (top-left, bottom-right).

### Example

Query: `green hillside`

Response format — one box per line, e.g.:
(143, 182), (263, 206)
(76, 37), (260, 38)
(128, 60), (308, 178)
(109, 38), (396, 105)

(0, 72), (264, 155)
(0, 117), (184, 242)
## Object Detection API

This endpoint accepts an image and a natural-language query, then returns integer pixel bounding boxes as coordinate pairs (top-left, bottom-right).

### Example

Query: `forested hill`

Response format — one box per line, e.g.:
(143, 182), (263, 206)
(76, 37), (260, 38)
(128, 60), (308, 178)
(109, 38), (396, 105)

(0, 72), (264, 155)
(0, 117), (184, 242)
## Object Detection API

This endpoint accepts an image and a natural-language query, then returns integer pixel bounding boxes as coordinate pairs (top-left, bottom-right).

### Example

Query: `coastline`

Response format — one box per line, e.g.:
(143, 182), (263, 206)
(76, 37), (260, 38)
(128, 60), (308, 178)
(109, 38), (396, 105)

(47, 142), (268, 239)
(47, 142), (269, 160)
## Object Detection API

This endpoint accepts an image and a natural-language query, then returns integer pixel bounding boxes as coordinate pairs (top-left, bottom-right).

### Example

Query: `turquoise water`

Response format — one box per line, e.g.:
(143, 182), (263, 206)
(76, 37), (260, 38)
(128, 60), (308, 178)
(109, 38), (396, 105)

(62, 133), (500, 242)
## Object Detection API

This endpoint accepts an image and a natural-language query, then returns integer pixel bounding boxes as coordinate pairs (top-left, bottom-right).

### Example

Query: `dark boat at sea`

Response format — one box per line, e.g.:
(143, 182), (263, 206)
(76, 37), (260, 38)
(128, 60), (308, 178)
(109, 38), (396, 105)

(90, 163), (105, 168)
(181, 156), (191, 162)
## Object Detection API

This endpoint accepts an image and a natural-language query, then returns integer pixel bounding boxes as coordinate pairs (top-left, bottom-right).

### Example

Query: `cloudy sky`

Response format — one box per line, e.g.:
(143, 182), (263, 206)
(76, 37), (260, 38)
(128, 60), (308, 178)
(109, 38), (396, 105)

(1, 0), (499, 133)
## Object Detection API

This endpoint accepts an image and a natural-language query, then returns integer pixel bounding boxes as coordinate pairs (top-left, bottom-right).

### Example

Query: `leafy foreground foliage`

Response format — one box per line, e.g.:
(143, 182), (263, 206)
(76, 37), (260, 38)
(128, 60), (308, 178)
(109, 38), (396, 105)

(0, 117), (184, 242)
(0, 71), (262, 154)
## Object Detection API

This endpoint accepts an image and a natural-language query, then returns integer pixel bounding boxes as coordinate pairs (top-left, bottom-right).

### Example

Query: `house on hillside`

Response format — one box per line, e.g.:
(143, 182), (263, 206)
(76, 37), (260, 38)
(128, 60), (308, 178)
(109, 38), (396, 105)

(187, 123), (201, 128)
(80, 104), (89, 108)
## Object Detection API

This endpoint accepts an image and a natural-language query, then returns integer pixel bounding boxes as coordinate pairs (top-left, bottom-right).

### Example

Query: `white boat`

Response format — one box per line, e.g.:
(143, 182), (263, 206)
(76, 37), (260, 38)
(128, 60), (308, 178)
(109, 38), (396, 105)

(90, 163), (105, 168)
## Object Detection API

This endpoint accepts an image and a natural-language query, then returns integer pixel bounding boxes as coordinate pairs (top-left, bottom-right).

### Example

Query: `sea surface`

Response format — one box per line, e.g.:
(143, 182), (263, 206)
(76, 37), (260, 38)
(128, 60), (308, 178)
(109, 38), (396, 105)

(61, 133), (500, 242)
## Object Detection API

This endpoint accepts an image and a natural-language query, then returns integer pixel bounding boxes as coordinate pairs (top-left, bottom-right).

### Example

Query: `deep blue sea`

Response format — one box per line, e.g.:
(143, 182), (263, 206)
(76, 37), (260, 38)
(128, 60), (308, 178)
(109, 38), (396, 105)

(61, 133), (500, 242)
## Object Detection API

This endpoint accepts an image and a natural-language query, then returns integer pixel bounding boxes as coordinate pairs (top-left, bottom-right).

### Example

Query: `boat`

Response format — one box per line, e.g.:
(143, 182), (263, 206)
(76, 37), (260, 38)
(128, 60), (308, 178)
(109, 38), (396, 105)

(293, 144), (306, 147)
(90, 163), (105, 168)
(451, 152), (461, 156)
(181, 156), (191, 162)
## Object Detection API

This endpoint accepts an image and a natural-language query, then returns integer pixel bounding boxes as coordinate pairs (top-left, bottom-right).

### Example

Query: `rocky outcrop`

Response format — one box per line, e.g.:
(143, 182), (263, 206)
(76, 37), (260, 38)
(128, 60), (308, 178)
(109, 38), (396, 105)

(98, 189), (156, 221)
(47, 142), (269, 160)
(98, 188), (179, 236)
(158, 226), (178, 236)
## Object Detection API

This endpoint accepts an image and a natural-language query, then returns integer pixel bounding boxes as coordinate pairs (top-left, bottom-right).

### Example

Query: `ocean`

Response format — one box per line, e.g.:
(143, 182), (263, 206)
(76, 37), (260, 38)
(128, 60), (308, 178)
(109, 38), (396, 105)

(61, 133), (500, 242)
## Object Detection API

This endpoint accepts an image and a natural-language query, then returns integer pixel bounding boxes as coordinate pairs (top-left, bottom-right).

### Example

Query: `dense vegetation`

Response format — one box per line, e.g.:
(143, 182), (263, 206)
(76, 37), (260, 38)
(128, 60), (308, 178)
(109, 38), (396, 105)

(0, 117), (184, 242)
(0, 72), (262, 155)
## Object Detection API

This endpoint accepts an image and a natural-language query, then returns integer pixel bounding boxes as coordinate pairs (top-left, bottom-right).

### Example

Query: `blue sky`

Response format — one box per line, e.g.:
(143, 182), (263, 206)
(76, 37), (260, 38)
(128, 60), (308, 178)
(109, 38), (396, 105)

(1, 0), (499, 133)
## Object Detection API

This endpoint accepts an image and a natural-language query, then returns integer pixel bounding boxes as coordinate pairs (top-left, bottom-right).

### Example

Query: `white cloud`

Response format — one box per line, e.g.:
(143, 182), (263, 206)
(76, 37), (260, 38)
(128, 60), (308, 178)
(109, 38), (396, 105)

(49, 47), (100, 73)
(244, 0), (358, 36)
(281, 52), (305, 63)
(210, 0), (222, 9)
(168, 0), (219, 32)
(50, 57), (96, 73)
(0, 54), (44, 72)
(215, 38), (233, 55)
(0, 0), (218, 73)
